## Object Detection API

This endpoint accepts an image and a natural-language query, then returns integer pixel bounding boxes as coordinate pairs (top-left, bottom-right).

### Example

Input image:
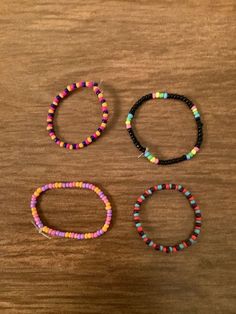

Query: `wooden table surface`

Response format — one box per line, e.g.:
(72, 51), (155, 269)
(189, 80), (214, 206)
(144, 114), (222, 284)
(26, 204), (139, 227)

(0, 1), (236, 313)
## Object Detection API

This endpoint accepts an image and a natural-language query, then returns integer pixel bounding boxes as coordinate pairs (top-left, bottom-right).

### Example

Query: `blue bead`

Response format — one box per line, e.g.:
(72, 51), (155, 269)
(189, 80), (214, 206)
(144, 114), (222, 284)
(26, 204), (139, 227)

(185, 191), (191, 196)
(158, 185), (162, 190)
(128, 113), (133, 120)
(179, 244), (184, 250)
(144, 151), (151, 157)
(134, 213), (139, 217)
(194, 229), (200, 234)
(136, 223), (141, 227)
(159, 245), (163, 251)
(149, 241), (154, 246)
(164, 92), (168, 99)
(141, 195), (145, 200)
(142, 234), (147, 239)
(148, 189), (152, 194)
(186, 154), (191, 160)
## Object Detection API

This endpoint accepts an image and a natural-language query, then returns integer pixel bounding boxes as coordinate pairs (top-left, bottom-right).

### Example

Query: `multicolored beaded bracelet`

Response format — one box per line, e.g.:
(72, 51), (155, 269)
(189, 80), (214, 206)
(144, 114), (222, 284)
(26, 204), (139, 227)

(47, 81), (109, 150)
(126, 92), (203, 165)
(133, 183), (201, 253)
(31, 181), (112, 239)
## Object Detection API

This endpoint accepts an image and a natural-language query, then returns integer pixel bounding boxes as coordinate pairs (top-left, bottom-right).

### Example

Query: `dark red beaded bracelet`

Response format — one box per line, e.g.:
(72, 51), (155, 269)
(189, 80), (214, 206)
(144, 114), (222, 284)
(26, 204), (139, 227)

(126, 92), (203, 165)
(133, 183), (202, 253)
(47, 81), (109, 150)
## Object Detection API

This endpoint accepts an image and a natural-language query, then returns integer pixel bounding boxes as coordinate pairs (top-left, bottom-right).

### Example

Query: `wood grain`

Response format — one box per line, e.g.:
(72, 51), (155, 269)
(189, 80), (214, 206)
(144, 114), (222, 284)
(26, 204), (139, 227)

(0, 1), (236, 313)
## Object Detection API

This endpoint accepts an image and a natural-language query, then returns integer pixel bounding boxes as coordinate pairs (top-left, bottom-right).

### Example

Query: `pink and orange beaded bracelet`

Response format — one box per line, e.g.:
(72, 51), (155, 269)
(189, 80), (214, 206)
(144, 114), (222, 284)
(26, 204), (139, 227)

(47, 81), (109, 150)
(31, 181), (112, 240)
(133, 183), (201, 253)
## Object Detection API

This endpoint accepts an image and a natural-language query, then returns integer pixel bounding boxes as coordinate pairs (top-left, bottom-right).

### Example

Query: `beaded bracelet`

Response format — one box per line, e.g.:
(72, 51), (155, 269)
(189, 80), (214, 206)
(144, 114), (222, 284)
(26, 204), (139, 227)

(47, 81), (109, 150)
(133, 183), (201, 253)
(126, 92), (203, 165)
(31, 181), (112, 239)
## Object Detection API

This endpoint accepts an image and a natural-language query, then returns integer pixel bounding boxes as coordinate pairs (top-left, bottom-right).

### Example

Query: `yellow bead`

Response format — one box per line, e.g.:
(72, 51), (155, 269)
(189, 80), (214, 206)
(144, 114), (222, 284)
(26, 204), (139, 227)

(51, 135), (56, 140)
(101, 123), (106, 128)
(65, 232), (70, 238)
(96, 131), (101, 136)
(95, 188), (101, 194)
(102, 102), (107, 107)
(156, 92), (160, 98)
(67, 85), (72, 91)
(191, 149), (197, 155)
(42, 226), (49, 233)
(59, 93), (64, 98)
(48, 109), (54, 114)
(79, 143), (84, 148)
(58, 183), (62, 188)
(69, 145), (73, 150)
(76, 82), (80, 88)
(60, 142), (64, 147)
(87, 137), (92, 143)
(103, 113), (108, 118)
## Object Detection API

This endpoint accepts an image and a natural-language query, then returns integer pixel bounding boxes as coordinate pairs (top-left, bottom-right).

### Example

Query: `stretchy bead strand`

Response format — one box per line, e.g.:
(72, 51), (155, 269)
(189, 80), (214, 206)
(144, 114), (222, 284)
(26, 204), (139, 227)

(126, 92), (203, 165)
(31, 182), (112, 239)
(47, 81), (109, 150)
(133, 183), (202, 253)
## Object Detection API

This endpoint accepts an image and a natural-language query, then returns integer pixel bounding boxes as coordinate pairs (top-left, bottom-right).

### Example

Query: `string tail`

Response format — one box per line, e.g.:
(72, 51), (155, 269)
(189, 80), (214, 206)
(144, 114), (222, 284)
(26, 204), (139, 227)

(31, 221), (51, 239)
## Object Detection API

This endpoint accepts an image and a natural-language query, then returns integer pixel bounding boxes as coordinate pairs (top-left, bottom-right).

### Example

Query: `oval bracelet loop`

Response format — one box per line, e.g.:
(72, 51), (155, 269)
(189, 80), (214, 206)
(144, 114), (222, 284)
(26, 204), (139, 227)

(126, 92), (203, 165)
(31, 181), (112, 240)
(47, 81), (109, 150)
(133, 183), (202, 253)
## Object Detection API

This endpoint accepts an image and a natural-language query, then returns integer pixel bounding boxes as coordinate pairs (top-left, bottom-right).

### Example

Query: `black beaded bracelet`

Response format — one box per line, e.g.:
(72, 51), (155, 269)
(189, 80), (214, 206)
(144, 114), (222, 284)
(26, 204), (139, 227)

(125, 92), (203, 165)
